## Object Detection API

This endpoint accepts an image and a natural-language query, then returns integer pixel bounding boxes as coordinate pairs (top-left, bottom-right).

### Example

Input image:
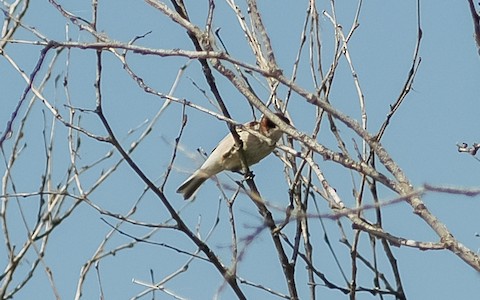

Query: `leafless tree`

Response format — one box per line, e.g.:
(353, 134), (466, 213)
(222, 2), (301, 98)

(1, 1), (479, 299)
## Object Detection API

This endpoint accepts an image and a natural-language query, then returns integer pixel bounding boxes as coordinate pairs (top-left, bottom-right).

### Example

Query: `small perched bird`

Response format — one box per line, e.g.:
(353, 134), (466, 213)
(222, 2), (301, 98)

(176, 112), (290, 200)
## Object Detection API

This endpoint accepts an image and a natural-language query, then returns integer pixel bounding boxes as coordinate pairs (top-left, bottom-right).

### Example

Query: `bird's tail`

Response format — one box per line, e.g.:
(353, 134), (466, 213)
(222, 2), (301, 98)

(176, 170), (210, 200)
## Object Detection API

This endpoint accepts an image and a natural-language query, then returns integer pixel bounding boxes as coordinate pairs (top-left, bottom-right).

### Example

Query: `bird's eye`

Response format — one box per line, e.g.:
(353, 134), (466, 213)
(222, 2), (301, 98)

(266, 119), (276, 129)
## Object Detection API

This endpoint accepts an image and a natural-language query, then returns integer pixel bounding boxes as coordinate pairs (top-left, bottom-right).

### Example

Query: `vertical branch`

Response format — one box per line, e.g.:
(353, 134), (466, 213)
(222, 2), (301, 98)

(340, 0), (366, 158)
(284, 0), (313, 105)
(244, 180), (299, 300)
(467, 0), (480, 51)
(225, 0), (263, 65)
(226, 192), (240, 279)
(91, 0), (98, 29)
(246, 0), (278, 70)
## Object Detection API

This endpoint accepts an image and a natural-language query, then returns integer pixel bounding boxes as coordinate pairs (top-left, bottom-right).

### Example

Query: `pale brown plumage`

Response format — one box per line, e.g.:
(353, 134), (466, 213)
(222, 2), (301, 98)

(176, 113), (289, 200)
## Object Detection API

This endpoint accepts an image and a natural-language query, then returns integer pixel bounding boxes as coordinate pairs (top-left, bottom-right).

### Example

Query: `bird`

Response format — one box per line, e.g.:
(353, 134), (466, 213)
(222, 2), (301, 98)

(176, 112), (290, 200)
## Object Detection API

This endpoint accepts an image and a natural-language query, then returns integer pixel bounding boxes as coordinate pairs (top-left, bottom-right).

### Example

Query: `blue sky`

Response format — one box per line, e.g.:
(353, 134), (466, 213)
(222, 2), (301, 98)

(1, 1), (480, 299)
